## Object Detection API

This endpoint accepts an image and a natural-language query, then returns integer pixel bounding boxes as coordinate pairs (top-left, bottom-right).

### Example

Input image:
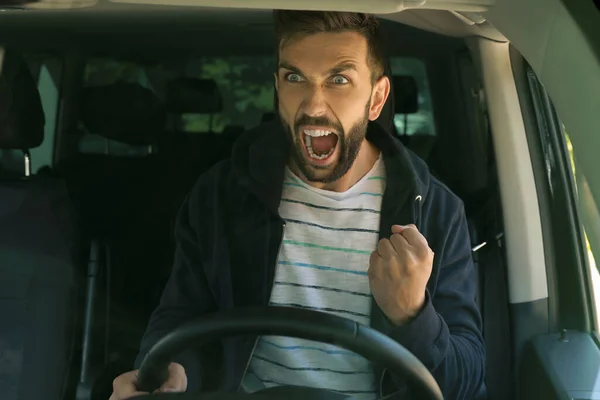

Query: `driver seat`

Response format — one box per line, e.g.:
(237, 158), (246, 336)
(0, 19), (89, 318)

(0, 50), (82, 400)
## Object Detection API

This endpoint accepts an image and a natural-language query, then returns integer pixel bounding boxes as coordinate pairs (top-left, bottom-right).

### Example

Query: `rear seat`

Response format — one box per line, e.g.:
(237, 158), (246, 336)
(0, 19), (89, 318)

(0, 50), (81, 400)
(162, 78), (236, 215)
(165, 77), (230, 164)
(55, 83), (175, 394)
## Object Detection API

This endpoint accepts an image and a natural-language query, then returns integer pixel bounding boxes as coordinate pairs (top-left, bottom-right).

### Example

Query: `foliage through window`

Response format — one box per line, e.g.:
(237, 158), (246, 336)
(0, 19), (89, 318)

(83, 57), (275, 131)
(79, 56), (434, 155)
(564, 128), (600, 326)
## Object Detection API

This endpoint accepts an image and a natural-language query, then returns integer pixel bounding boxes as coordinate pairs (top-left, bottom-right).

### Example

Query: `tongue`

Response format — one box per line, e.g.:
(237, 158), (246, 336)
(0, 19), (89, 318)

(311, 134), (337, 155)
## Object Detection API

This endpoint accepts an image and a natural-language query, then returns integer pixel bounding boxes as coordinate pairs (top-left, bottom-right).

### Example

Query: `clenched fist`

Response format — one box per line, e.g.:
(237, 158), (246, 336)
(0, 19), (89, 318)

(368, 224), (434, 326)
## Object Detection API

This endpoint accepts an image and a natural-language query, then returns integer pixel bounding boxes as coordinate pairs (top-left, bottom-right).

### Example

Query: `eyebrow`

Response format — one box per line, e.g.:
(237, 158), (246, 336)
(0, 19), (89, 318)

(278, 61), (359, 76)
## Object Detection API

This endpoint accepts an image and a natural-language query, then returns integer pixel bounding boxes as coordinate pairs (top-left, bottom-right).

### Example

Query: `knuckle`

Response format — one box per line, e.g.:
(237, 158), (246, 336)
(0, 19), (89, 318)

(407, 252), (420, 267)
(420, 246), (433, 259)
(112, 376), (122, 390)
(112, 371), (136, 394)
(369, 252), (377, 265)
(368, 261), (379, 278)
(416, 246), (429, 259)
(170, 362), (183, 371)
(367, 260), (377, 270)
(368, 267), (376, 279)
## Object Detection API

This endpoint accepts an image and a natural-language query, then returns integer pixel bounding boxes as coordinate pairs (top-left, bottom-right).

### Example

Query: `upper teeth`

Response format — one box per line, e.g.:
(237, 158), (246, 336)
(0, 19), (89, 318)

(304, 129), (332, 137)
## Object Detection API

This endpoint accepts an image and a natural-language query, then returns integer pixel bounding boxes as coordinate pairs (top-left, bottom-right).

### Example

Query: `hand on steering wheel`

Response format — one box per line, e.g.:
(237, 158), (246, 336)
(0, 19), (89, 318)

(134, 306), (443, 399)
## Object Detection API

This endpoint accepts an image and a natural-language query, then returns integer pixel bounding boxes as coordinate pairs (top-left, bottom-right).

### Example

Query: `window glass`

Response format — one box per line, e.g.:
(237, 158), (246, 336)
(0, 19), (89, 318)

(78, 56), (435, 155)
(178, 57), (275, 133)
(564, 128), (600, 325)
(80, 56), (276, 154)
(389, 57), (436, 136)
(31, 58), (62, 172)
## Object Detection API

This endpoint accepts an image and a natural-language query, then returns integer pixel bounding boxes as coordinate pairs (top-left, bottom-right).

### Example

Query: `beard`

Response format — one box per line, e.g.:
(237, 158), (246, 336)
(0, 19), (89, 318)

(281, 102), (371, 184)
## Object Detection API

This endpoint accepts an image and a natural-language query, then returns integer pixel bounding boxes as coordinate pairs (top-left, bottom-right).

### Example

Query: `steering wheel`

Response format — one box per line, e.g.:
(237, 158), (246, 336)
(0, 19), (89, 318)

(136, 306), (443, 400)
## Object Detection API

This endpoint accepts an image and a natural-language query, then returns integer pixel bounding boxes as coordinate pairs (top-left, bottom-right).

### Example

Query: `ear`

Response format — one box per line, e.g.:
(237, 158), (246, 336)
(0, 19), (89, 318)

(274, 72), (279, 93)
(368, 76), (391, 121)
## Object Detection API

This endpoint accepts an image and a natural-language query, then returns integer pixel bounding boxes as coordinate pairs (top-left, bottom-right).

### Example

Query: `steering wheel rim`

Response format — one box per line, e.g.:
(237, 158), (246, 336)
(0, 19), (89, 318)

(137, 306), (443, 400)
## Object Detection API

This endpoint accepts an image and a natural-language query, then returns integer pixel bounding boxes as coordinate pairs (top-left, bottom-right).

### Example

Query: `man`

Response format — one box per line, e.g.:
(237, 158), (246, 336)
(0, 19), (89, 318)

(111, 10), (486, 400)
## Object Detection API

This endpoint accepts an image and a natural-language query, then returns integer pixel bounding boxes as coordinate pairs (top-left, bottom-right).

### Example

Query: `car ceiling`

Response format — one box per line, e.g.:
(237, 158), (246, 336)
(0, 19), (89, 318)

(0, 0), (506, 41)
(0, 6), (470, 61)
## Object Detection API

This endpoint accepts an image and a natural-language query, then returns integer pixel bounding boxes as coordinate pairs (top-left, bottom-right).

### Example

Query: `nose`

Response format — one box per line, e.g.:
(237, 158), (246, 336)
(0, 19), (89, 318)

(302, 84), (327, 117)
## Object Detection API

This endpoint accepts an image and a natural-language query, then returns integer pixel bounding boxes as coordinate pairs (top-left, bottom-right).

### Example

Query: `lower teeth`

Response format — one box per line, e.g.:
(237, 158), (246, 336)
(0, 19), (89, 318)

(305, 135), (335, 160)
(308, 145), (334, 160)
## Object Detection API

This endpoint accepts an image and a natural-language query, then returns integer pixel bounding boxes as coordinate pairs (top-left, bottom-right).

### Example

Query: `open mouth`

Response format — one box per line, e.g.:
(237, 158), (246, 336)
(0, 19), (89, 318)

(302, 128), (339, 162)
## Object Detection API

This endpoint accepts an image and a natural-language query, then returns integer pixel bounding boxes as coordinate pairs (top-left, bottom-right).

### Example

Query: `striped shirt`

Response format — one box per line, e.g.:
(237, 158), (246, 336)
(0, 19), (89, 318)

(241, 156), (386, 399)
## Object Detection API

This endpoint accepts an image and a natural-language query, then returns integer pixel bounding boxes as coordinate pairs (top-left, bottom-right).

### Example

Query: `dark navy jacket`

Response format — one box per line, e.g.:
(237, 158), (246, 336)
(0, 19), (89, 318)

(135, 120), (486, 399)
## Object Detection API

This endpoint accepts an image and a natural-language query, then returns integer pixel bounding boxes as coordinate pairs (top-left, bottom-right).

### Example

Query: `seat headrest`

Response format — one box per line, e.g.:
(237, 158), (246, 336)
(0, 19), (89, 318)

(393, 75), (419, 114)
(166, 78), (222, 114)
(0, 50), (45, 150)
(81, 83), (166, 146)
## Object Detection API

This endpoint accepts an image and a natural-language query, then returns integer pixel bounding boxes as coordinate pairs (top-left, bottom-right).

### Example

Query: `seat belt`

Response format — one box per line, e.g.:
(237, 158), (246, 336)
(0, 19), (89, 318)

(472, 195), (513, 400)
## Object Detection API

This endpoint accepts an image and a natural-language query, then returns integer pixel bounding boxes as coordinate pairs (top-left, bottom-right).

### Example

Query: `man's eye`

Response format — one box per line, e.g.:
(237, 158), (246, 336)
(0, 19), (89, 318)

(286, 73), (304, 82)
(332, 75), (349, 84)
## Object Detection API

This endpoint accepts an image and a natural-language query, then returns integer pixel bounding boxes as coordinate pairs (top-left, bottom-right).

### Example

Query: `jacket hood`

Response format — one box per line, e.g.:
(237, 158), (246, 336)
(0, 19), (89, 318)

(231, 119), (432, 216)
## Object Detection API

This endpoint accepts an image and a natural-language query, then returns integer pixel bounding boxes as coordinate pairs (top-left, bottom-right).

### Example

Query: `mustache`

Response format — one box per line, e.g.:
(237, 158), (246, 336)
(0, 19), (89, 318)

(294, 114), (343, 134)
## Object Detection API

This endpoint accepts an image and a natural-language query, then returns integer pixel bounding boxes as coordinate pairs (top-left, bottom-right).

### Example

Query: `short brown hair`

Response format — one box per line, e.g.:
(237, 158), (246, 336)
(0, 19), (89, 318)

(273, 10), (386, 83)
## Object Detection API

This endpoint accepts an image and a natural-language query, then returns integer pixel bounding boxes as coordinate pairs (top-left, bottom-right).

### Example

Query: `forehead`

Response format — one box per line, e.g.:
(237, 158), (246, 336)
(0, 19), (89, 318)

(279, 31), (370, 71)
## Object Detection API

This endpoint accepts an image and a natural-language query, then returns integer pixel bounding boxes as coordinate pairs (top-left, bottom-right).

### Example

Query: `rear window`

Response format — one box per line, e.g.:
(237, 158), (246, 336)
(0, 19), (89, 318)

(78, 56), (435, 155)
(83, 56), (275, 131)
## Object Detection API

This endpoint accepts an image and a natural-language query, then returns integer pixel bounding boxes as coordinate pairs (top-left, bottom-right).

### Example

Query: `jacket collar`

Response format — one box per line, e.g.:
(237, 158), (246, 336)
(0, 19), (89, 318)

(231, 119), (431, 216)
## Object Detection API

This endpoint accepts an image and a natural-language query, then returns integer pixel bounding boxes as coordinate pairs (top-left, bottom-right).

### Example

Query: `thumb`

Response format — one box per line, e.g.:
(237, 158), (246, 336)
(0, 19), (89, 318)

(155, 363), (187, 393)
(391, 224), (408, 234)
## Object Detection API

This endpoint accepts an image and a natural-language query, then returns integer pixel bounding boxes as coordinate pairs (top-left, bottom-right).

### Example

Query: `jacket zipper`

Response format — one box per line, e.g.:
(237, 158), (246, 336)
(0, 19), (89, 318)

(379, 194), (422, 399)
(379, 366), (387, 398)
(413, 194), (423, 230)
(237, 337), (260, 393)
(236, 220), (286, 393)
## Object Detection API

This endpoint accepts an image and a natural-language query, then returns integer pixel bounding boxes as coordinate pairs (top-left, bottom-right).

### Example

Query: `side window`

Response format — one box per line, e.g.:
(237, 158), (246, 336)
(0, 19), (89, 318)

(563, 129), (600, 326)
(527, 63), (600, 329)
(388, 57), (436, 137)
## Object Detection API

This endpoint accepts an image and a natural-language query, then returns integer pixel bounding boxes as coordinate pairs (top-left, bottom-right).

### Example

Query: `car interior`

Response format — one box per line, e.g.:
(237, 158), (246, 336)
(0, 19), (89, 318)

(0, 0), (599, 399)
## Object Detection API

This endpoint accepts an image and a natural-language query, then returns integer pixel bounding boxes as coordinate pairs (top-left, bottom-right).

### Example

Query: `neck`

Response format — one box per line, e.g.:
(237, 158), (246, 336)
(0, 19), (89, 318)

(291, 139), (380, 192)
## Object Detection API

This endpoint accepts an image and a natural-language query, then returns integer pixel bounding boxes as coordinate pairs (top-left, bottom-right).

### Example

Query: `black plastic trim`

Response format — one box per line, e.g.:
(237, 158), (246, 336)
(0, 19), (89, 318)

(510, 46), (593, 333)
(510, 299), (549, 366)
(519, 330), (600, 400)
